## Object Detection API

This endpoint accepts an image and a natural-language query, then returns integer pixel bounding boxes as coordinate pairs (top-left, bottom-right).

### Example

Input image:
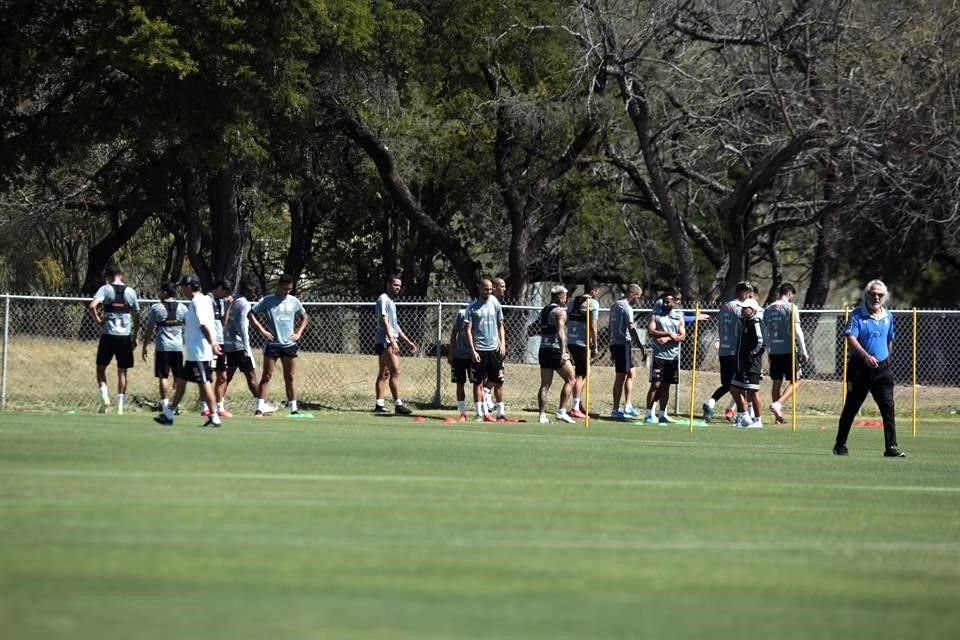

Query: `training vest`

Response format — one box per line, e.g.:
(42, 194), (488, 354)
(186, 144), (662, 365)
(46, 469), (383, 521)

(540, 303), (562, 350)
(160, 300), (182, 327)
(108, 284), (133, 314)
(567, 295), (589, 323)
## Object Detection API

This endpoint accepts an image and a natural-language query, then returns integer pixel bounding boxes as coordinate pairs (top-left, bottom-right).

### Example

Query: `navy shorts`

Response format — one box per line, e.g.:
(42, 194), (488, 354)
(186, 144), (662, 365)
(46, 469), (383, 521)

(470, 351), (504, 385)
(153, 350), (183, 379)
(96, 334), (134, 369)
(610, 344), (633, 374)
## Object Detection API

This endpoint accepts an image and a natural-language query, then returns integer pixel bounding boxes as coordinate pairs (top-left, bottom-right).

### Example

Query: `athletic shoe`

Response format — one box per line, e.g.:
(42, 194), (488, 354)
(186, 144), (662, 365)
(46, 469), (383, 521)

(98, 401), (110, 414)
(658, 416), (671, 424)
(200, 409), (212, 417)
(569, 408), (586, 419)
(610, 410), (626, 420)
(555, 412), (575, 424)
(745, 418), (763, 429)
(289, 410), (299, 416)
(394, 404), (412, 415)
(254, 410), (264, 419)
(623, 406), (639, 417)
(832, 444), (848, 456)
(643, 416), (657, 424)
(483, 414), (497, 423)
(457, 414), (468, 422)
(261, 403), (278, 414)
(724, 406), (735, 422)
(202, 417), (221, 428)
(735, 414), (754, 428)
(539, 414), (550, 424)
(771, 402), (785, 424)
(218, 410), (234, 418)
(153, 415), (173, 426)
(373, 405), (387, 413)
(702, 403), (713, 423)
(884, 447), (907, 458)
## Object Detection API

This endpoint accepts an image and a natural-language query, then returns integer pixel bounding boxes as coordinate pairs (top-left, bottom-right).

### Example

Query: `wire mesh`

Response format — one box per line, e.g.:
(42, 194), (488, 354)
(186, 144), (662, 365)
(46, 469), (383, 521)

(1, 294), (957, 418)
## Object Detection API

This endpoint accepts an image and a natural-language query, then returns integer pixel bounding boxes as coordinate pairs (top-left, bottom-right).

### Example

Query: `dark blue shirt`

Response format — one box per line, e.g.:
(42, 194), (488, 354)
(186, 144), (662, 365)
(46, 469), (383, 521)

(845, 304), (894, 361)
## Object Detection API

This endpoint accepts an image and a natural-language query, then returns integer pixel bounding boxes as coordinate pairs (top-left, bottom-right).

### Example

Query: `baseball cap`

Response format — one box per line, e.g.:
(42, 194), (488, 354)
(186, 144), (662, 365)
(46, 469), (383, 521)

(740, 298), (762, 313)
(179, 274), (201, 288)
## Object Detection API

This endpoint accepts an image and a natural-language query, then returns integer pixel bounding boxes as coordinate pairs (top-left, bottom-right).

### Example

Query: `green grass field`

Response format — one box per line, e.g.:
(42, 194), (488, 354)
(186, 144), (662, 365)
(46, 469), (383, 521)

(1, 410), (958, 639)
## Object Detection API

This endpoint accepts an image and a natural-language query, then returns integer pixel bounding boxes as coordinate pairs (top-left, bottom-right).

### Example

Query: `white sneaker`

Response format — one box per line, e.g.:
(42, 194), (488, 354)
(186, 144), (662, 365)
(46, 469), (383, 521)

(735, 414), (753, 428)
(98, 400), (110, 413)
(746, 417), (763, 429)
(555, 412), (575, 424)
(538, 414), (550, 424)
(261, 402), (278, 414)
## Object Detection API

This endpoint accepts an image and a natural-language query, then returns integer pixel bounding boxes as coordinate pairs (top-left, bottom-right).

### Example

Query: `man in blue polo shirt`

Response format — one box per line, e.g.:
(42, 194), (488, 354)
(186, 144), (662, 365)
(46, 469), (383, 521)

(833, 279), (906, 458)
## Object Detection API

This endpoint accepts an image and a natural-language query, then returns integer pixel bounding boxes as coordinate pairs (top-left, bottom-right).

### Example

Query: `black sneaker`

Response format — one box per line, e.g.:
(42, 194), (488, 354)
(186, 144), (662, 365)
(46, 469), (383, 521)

(373, 405), (387, 413)
(832, 444), (848, 456)
(394, 404), (412, 415)
(153, 415), (173, 426)
(884, 447), (907, 458)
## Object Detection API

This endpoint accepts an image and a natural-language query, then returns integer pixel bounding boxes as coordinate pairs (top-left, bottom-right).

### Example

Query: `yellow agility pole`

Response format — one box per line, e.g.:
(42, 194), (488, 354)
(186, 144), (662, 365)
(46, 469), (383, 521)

(584, 300), (591, 429)
(687, 303), (701, 433)
(791, 303), (798, 432)
(912, 307), (918, 437)
(841, 306), (850, 405)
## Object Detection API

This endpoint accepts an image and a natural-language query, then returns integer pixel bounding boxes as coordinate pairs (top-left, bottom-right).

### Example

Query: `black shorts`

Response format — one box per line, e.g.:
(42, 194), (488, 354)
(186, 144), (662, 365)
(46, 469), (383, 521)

(264, 344), (298, 359)
(470, 351), (504, 385)
(718, 355), (737, 387)
(610, 344), (633, 374)
(213, 353), (227, 372)
(154, 350), (183, 379)
(374, 343), (388, 355)
(96, 334), (134, 369)
(569, 344), (588, 377)
(178, 360), (213, 385)
(649, 357), (679, 384)
(538, 348), (565, 371)
(731, 354), (763, 391)
(768, 353), (802, 382)
(450, 357), (471, 384)
(225, 351), (256, 374)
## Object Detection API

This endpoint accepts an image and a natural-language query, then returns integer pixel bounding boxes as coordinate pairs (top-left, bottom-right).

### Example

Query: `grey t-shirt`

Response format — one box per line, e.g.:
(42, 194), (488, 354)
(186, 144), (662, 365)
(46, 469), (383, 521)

(450, 308), (472, 359)
(94, 283), (140, 336)
(608, 299), (635, 346)
(716, 299), (742, 357)
(222, 295), (253, 354)
(651, 308), (683, 360)
(566, 297), (599, 347)
(374, 293), (400, 346)
(466, 297), (504, 351)
(252, 294), (305, 347)
(148, 300), (186, 352)
(763, 299), (807, 356)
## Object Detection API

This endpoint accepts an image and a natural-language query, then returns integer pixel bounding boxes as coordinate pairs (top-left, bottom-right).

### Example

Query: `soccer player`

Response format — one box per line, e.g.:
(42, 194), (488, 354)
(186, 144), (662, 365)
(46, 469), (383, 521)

(140, 281), (186, 414)
(153, 275), (222, 427)
(730, 297), (765, 428)
(644, 288), (685, 423)
(608, 284), (644, 420)
(833, 280), (906, 457)
(251, 273), (309, 416)
(703, 281), (754, 422)
(218, 278), (270, 415)
(537, 285), (576, 424)
(566, 280), (600, 418)
(88, 265), (140, 414)
(464, 278), (507, 421)
(764, 283), (809, 424)
(482, 276), (510, 411)
(447, 297), (474, 421)
(373, 275), (418, 415)
(200, 280), (233, 417)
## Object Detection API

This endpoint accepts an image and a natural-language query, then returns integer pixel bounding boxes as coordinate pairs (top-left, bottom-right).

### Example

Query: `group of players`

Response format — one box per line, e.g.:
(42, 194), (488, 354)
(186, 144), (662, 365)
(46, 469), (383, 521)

(88, 267), (308, 427)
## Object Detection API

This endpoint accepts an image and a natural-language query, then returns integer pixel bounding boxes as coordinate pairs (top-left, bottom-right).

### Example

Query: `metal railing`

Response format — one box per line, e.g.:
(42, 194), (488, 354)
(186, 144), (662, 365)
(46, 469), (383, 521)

(1, 294), (957, 417)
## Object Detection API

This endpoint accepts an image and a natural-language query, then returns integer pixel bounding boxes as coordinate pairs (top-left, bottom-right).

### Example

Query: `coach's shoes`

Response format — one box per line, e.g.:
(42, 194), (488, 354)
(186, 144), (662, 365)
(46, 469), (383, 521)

(394, 404), (412, 415)
(832, 443), (849, 456)
(555, 411), (575, 424)
(702, 403), (713, 423)
(884, 447), (907, 458)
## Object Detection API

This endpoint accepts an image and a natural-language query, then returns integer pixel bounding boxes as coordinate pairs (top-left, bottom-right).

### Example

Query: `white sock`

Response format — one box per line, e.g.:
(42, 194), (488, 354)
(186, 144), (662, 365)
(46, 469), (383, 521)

(748, 405), (756, 419)
(394, 399), (403, 407)
(557, 408), (568, 416)
(161, 398), (169, 409)
(289, 400), (298, 412)
(457, 400), (466, 414)
(707, 397), (716, 409)
(99, 384), (109, 402)
(375, 398), (385, 408)
(201, 401), (209, 412)
(771, 401), (782, 410)
(645, 409), (653, 418)
(475, 401), (485, 417)
(216, 401), (224, 412)
(728, 401), (737, 410)
(650, 401), (658, 414)
(256, 398), (265, 412)
(572, 397), (580, 410)
(117, 394), (125, 410)
(211, 413), (222, 425)
(495, 402), (505, 417)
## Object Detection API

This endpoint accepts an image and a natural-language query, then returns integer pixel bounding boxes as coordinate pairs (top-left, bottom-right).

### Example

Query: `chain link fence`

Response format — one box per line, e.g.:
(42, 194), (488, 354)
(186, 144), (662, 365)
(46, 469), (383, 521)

(1, 294), (957, 417)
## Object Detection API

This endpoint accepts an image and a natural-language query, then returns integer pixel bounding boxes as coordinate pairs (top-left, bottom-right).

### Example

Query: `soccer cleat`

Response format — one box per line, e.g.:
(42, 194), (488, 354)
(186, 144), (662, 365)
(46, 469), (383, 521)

(202, 417), (221, 428)
(539, 414), (550, 424)
(702, 403), (713, 423)
(153, 415), (173, 426)
(372, 405), (387, 413)
(884, 447), (907, 458)
(658, 416), (671, 424)
(261, 403), (278, 414)
(218, 409), (234, 418)
(745, 418), (763, 429)
(644, 416), (657, 424)
(724, 406), (735, 422)
(254, 410), (264, 418)
(200, 408), (212, 417)
(569, 407), (586, 419)
(735, 414), (754, 428)
(457, 413), (468, 422)
(483, 414), (498, 423)
(771, 402), (785, 424)
(98, 401), (110, 414)
(832, 444), (849, 456)
(623, 406), (639, 417)
(610, 410), (626, 420)
(289, 410), (299, 416)
(555, 412), (575, 424)
(394, 404), (412, 415)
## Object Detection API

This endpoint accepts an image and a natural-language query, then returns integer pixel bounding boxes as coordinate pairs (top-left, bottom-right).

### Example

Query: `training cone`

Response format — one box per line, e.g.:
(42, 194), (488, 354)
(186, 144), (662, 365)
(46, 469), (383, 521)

(413, 416), (426, 422)
(443, 417), (457, 423)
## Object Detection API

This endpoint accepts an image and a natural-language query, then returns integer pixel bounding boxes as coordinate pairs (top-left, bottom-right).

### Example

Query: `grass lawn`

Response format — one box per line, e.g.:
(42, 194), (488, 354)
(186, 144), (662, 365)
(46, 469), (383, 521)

(0, 410), (958, 639)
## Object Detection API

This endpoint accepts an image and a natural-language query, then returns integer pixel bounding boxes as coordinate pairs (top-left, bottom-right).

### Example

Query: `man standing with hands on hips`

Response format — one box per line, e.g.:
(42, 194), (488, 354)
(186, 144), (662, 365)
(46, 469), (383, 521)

(833, 279), (906, 458)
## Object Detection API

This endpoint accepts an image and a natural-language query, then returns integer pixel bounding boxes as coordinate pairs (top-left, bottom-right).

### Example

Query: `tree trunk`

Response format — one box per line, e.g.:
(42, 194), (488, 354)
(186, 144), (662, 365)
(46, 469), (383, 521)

(207, 164), (245, 286)
(81, 206), (153, 293)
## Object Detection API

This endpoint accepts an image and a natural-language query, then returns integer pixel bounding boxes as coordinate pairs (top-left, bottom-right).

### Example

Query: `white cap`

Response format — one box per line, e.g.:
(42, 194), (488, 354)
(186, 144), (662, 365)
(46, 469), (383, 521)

(740, 298), (762, 314)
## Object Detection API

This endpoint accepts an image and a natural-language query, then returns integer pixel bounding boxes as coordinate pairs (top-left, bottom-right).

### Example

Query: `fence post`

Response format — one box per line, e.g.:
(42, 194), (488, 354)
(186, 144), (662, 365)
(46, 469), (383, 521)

(1, 294), (9, 411)
(432, 300), (443, 408)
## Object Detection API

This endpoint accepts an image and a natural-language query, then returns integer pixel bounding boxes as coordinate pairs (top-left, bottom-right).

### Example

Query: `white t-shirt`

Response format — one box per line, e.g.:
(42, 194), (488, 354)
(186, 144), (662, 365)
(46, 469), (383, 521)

(184, 292), (215, 362)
